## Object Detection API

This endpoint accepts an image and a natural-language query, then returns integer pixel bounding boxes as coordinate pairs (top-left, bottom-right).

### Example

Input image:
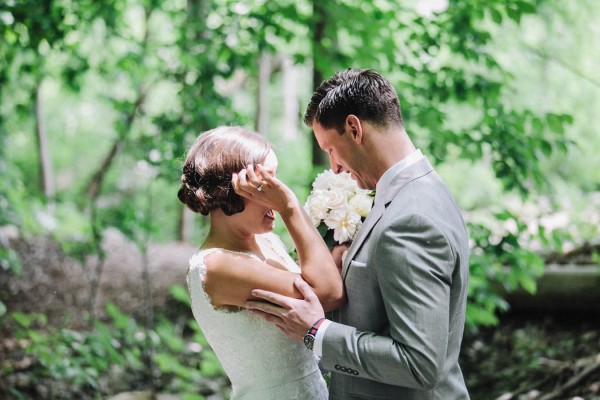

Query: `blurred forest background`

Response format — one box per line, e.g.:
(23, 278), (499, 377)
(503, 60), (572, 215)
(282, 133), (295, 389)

(1, 0), (599, 399)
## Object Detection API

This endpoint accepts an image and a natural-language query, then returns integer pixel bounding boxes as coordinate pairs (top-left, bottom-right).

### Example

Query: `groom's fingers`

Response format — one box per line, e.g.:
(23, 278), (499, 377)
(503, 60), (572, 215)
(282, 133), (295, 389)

(245, 299), (285, 318)
(294, 277), (319, 303)
(248, 309), (280, 323)
(249, 308), (285, 329)
(248, 309), (298, 340)
(249, 289), (291, 309)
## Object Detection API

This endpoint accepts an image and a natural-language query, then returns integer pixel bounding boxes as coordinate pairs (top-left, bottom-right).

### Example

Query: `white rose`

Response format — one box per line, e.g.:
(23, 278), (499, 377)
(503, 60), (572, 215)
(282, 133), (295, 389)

(312, 169), (337, 191)
(305, 191), (329, 226)
(330, 171), (357, 193)
(324, 190), (348, 210)
(324, 208), (362, 243)
(348, 193), (374, 218)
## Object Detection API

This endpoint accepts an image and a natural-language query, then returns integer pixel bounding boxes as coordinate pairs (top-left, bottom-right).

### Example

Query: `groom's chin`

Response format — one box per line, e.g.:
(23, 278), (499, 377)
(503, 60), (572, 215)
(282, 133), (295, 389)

(354, 180), (370, 190)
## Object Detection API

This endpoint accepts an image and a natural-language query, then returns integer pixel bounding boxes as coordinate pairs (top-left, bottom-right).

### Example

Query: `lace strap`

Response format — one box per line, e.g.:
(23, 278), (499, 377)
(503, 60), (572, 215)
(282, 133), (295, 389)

(258, 233), (300, 273)
(189, 248), (263, 280)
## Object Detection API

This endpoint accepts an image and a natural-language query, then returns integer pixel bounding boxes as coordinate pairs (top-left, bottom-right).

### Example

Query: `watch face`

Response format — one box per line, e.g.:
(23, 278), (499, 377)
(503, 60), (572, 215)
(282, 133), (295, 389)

(304, 334), (314, 350)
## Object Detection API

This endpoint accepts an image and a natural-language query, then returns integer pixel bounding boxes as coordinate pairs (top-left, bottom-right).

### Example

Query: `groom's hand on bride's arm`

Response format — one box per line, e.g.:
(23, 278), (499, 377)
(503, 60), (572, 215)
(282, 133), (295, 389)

(245, 277), (325, 343)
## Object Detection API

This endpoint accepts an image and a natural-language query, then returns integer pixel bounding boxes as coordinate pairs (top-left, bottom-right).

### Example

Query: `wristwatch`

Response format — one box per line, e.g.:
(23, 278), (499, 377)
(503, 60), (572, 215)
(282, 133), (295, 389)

(303, 317), (326, 351)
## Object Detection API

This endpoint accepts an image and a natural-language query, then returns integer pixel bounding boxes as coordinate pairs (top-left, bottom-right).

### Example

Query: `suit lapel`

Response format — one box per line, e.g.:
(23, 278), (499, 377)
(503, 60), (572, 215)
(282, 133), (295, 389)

(341, 201), (384, 280)
(341, 157), (434, 281)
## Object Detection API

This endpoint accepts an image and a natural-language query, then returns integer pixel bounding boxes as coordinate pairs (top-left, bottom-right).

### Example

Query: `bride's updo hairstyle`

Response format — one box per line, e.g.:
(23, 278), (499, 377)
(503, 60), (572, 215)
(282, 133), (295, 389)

(178, 126), (271, 216)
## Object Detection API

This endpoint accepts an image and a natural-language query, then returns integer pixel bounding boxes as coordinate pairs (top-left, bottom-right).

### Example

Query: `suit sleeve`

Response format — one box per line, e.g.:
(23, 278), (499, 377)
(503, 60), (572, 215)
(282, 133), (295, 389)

(321, 213), (454, 390)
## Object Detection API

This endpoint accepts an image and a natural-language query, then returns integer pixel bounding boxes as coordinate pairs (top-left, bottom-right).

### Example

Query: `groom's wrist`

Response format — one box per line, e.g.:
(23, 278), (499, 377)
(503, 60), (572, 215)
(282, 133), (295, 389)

(312, 319), (332, 357)
(303, 317), (326, 351)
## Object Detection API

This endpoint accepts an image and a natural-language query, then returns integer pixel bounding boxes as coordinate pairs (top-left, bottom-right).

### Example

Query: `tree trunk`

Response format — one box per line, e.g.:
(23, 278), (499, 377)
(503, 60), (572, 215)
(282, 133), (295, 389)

(255, 52), (271, 135)
(83, 88), (146, 202)
(281, 55), (299, 141)
(177, 0), (209, 240)
(187, 0), (206, 24)
(497, 264), (600, 312)
(177, 205), (195, 242)
(34, 81), (55, 201)
(311, 0), (329, 167)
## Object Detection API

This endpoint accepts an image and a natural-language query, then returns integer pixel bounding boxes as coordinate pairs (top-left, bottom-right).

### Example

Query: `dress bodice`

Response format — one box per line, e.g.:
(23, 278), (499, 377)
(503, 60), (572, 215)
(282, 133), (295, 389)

(186, 232), (328, 399)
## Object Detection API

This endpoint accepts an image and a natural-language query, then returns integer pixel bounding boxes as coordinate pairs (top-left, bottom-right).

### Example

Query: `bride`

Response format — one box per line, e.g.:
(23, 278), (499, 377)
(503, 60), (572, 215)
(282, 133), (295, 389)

(178, 126), (345, 399)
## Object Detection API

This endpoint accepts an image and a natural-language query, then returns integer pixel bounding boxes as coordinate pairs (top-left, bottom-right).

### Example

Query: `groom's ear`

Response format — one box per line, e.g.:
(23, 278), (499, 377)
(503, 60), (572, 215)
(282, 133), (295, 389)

(345, 115), (363, 144)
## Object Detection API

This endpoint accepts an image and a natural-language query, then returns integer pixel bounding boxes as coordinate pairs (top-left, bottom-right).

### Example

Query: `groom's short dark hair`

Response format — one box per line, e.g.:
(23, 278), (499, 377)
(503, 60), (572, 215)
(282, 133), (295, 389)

(303, 69), (404, 133)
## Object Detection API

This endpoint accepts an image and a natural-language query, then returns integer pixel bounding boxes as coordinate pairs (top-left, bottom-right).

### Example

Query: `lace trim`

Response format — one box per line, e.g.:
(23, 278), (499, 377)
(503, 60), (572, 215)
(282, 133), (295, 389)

(258, 233), (299, 273)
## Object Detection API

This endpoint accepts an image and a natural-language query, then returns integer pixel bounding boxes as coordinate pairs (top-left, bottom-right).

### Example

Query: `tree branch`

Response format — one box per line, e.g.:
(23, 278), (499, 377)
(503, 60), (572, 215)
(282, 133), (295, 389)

(535, 354), (600, 400)
(544, 242), (600, 264)
(523, 44), (600, 89)
(83, 87), (147, 201)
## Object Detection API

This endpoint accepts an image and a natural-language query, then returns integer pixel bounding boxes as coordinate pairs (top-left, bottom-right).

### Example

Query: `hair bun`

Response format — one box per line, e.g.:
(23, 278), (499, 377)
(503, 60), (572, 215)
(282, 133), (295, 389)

(177, 185), (209, 215)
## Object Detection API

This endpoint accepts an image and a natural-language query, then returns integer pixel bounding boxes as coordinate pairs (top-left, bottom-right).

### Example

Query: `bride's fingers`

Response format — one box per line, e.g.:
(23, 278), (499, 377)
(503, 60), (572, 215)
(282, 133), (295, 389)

(246, 164), (263, 188)
(256, 164), (277, 185)
(231, 173), (243, 193)
(238, 169), (249, 187)
(236, 169), (256, 195)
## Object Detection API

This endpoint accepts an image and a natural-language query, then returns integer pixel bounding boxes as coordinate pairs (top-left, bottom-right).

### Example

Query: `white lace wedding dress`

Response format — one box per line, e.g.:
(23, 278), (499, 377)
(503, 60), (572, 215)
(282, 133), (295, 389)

(186, 232), (328, 400)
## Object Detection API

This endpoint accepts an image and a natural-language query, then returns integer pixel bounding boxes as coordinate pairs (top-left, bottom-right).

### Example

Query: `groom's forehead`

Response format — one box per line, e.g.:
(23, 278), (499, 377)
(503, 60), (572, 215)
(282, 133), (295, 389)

(312, 124), (337, 149)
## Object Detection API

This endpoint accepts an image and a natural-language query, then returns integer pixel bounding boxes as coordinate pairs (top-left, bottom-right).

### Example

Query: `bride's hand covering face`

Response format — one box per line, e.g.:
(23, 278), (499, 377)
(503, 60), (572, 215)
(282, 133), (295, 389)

(232, 156), (297, 216)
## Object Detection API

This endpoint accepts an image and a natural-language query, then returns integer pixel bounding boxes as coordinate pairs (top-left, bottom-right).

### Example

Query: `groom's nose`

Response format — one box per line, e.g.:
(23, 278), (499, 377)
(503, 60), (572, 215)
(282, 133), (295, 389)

(329, 156), (343, 174)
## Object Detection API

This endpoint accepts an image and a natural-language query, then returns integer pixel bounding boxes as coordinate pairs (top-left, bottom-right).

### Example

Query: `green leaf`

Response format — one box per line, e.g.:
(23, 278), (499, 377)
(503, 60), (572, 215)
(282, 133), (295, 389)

(540, 140), (552, 156)
(547, 113), (564, 134)
(200, 350), (225, 377)
(506, 8), (521, 23)
(105, 303), (132, 331)
(490, 8), (503, 24)
(516, 1), (537, 14)
(518, 273), (538, 294)
(181, 394), (206, 400)
(0, 300), (6, 318)
(12, 312), (33, 328)
(170, 284), (191, 306)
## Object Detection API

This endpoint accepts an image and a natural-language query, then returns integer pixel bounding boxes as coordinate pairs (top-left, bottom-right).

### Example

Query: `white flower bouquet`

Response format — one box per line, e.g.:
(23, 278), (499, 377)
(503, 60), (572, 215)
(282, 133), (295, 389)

(304, 169), (375, 247)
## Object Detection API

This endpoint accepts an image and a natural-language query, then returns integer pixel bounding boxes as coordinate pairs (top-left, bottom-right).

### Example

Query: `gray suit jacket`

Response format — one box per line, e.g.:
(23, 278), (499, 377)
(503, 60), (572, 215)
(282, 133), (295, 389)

(322, 157), (470, 399)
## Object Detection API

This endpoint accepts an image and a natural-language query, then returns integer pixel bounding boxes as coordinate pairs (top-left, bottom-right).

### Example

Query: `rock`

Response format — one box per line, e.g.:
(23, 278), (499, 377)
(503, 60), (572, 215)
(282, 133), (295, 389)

(106, 392), (183, 400)
(0, 228), (198, 327)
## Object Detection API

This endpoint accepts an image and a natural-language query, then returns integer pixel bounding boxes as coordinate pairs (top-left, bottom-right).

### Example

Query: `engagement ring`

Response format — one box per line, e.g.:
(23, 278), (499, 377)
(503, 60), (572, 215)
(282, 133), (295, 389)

(256, 182), (264, 191)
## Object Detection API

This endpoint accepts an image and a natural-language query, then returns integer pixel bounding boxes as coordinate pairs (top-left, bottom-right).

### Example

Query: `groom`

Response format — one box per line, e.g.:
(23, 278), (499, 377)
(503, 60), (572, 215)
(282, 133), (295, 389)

(246, 69), (470, 399)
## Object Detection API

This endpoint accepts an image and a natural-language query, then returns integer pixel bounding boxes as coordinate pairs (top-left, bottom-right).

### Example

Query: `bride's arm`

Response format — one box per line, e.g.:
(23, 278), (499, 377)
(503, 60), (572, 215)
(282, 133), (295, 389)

(202, 251), (304, 309)
(233, 165), (345, 311)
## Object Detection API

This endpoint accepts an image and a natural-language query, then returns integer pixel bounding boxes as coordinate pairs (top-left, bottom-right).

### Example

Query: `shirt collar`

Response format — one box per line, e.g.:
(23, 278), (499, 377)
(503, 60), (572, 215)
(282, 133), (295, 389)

(374, 149), (424, 205)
